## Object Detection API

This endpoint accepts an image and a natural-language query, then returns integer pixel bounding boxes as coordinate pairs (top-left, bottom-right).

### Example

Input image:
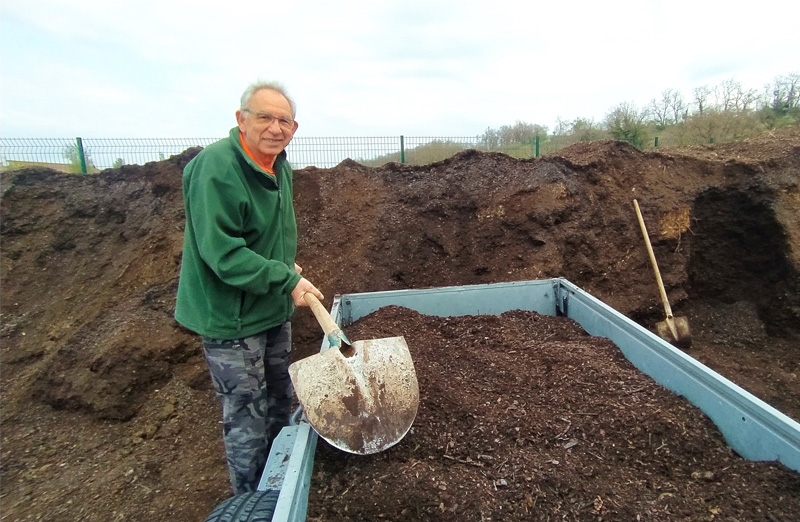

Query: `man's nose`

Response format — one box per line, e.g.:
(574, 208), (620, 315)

(266, 118), (283, 132)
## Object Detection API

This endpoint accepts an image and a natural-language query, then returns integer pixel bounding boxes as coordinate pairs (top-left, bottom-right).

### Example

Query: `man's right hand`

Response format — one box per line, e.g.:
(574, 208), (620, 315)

(291, 277), (324, 307)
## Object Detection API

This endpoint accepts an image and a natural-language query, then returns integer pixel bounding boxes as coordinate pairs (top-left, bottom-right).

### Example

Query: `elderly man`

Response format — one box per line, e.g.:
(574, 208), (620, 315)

(175, 81), (323, 494)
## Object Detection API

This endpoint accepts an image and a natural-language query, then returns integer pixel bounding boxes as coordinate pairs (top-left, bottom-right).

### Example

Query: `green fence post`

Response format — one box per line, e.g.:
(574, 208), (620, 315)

(76, 137), (87, 174)
(535, 135), (540, 158)
(654, 136), (659, 148)
(709, 137), (715, 144)
(400, 135), (405, 164)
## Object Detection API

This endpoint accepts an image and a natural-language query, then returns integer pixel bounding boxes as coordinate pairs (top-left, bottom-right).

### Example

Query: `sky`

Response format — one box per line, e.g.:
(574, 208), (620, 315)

(1, 0), (798, 139)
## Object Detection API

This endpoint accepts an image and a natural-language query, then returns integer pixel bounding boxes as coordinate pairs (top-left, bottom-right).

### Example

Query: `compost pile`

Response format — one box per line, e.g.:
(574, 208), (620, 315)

(311, 307), (799, 521)
(1, 128), (799, 521)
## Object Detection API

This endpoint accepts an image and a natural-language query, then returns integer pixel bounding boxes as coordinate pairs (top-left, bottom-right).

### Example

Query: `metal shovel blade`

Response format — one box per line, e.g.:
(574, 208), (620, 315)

(289, 335), (419, 455)
(656, 315), (692, 350)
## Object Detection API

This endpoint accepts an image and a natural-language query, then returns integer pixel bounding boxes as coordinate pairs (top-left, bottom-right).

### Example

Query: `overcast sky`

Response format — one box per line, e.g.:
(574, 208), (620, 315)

(1, 0), (798, 139)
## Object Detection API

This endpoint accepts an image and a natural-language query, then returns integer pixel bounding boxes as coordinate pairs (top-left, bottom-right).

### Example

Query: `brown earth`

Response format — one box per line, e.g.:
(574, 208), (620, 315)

(310, 307), (800, 521)
(1, 128), (799, 521)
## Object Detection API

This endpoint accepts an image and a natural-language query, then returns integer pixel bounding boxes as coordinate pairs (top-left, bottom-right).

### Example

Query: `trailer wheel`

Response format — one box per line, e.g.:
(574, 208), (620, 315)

(204, 490), (279, 522)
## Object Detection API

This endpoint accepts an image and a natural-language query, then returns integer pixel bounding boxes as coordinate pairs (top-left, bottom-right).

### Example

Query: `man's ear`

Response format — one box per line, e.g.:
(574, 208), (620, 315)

(235, 110), (246, 130)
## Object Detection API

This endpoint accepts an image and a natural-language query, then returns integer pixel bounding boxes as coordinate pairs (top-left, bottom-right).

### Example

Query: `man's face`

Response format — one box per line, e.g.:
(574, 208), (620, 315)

(236, 88), (298, 162)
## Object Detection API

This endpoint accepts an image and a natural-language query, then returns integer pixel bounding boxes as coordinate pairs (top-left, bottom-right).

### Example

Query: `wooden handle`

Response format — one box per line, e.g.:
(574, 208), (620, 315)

(303, 293), (341, 336)
(633, 199), (674, 318)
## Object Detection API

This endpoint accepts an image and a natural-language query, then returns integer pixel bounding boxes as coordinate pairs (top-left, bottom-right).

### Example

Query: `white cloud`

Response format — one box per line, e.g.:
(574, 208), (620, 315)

(1, 0), (798, 138)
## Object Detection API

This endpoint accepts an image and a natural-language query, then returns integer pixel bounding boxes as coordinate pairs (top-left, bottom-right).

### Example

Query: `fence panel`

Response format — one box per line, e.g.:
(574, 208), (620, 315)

(0, 137), (220, 173)
(84, 138), (219, 170)
(287, 136), (405, 168)
(3, 136), (481, 171)
(1, 134), (690, 173)
(1, 138), (80, 172)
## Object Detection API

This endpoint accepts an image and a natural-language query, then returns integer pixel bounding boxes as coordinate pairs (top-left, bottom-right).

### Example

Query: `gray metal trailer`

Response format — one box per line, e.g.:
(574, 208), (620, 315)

(205, 278), (800, 521)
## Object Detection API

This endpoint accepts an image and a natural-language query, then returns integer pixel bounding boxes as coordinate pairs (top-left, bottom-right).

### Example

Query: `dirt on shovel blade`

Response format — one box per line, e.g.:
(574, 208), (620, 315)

(290, 335), (419, 455)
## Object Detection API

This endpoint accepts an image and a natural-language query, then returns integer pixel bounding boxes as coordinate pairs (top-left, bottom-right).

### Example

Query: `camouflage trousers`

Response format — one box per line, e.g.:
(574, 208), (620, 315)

(202, 322), (293, 495)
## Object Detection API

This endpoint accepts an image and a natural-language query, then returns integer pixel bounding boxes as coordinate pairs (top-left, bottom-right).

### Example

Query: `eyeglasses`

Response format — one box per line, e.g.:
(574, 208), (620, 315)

(242, 109), (295, 131)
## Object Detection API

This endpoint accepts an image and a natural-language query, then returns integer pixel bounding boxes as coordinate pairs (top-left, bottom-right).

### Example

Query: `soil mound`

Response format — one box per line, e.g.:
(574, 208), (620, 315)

(1, 129), (799, 521)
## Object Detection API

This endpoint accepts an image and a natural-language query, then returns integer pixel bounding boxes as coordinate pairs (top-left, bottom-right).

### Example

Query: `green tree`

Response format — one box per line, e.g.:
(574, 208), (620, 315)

(604, 102), (648, 149)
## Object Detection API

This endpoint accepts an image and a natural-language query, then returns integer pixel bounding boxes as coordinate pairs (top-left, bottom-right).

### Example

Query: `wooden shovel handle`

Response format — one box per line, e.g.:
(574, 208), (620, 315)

(303, 293), (341, 336)
(633, 199), (674, 319)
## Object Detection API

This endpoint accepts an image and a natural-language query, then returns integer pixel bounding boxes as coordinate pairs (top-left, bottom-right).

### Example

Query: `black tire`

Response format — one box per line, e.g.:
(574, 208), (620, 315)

(204, 490), (280, 522)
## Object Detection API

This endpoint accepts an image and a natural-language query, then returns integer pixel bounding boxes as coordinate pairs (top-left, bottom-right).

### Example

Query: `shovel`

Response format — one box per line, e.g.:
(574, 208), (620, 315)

(288, 293), (419, 455)
(633, 199), (693, 349)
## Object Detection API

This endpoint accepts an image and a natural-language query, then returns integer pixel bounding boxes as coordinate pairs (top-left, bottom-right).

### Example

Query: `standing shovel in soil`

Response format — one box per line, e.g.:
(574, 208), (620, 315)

(633, 199), (693, 349)
(288, 293), (419, 455)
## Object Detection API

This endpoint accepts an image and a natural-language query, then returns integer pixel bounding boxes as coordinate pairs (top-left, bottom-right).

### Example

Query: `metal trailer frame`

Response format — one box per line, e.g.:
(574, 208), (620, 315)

(257, 278), (800, 521)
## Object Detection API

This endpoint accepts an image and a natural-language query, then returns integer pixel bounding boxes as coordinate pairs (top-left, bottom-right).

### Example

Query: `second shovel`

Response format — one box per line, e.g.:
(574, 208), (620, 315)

(633, 199), (692, 349)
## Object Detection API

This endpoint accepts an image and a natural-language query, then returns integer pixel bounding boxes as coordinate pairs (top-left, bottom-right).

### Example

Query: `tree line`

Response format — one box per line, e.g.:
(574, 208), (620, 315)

(481, 72), (799, 150)
(43, 71), (800, 171)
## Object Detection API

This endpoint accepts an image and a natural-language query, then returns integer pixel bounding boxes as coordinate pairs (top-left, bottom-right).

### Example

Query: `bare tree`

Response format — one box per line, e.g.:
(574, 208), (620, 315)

(788, 73), (800, 109)
(648, 88), (685, 127)
(648, 93), (670, 128)
(760, 82), (773, 110)
(571, 118), (605, 141)
(771, 73), (800, 111)
(550, 118), (605, 140)
(736, 87), (759, 112)
(716, 79), (734, 112)
(667, 89), (686, 123)
(714, 78), (759, 112)
(498, 121), (547, 145)
(693, 85), (711, 115)
(480, 127), (500, 149)
(553, 117), (571, 136)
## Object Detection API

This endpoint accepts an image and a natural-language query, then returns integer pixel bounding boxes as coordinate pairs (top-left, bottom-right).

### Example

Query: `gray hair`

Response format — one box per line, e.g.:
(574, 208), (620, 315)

(240, 81), (296, 118)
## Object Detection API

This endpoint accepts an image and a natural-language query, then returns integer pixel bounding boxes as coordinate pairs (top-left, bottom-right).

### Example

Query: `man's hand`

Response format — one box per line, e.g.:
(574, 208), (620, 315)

(291, 277), (324, 307)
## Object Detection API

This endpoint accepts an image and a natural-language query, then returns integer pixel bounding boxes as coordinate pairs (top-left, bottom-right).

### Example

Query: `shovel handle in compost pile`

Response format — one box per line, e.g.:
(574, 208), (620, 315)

(633, 199), (674, 320)
(633, 199), (693, 349)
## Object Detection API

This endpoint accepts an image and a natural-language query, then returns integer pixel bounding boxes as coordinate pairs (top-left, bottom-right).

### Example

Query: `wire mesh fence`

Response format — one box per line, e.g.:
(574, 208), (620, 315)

(0, 135), (566, 172)
(0, 137), (219, 173)
(1, 134), (691, 173)
(0, 136), (500, 171)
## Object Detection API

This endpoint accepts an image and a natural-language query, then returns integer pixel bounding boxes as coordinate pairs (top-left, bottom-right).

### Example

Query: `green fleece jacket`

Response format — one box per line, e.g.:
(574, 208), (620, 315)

(174, 127), (302, 339)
